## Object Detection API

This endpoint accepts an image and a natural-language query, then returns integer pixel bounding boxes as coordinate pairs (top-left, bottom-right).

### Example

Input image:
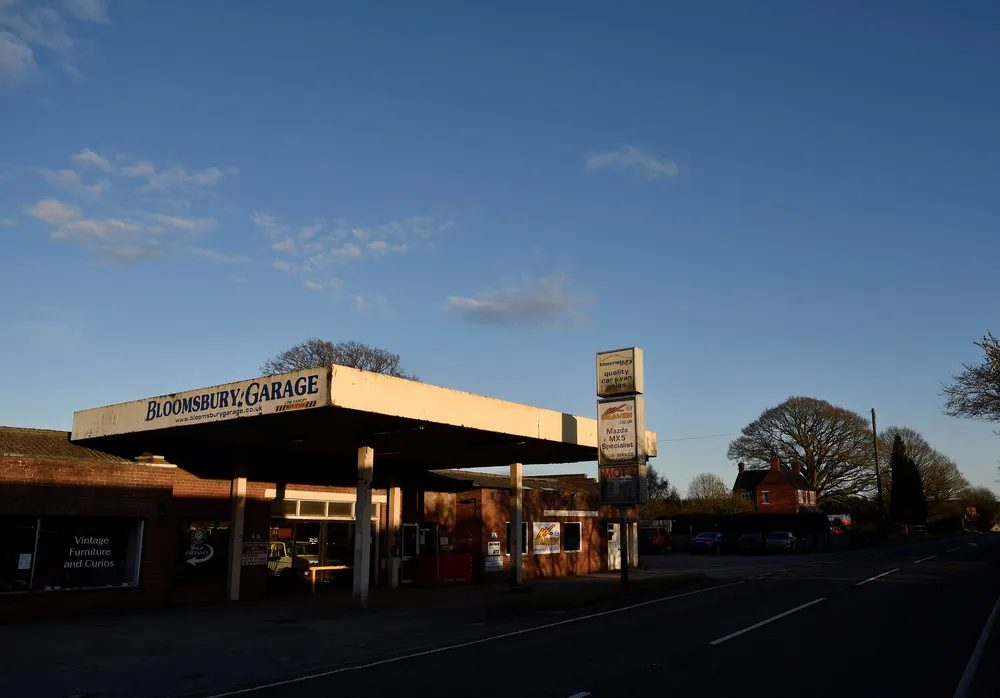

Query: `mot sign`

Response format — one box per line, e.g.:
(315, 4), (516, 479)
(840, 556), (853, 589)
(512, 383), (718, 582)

(596, 347), (644, 398)
(599, 464), (649, 506)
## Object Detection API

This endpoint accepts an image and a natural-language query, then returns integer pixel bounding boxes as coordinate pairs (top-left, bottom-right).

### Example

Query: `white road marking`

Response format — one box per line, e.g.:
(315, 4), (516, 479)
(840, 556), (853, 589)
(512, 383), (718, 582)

(708, 598), (826, 646)
(914, 555), (937, 564)
(946, 547), (961, 553)
(198, 582), (744, 697)
(953, 589), (1000, 698)
(855, 568), (900, 586)
(567, 693), (592, 698)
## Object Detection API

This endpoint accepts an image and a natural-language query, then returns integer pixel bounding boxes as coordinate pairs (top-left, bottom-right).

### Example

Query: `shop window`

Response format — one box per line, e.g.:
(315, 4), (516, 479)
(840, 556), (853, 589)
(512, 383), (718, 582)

(327, 502), (354, 518)
(1, 517), (39, 594)
(32, 517), (144, 592)
(504, 522), (528, 555)
(564, 523), (582, 553)
(299, 501), (327, 517)
(276, 500), (297, 516)
(177, 520), (229, 583)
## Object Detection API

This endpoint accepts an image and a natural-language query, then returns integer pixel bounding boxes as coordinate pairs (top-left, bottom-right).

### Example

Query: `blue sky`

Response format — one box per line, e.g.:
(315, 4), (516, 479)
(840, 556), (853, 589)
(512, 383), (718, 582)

(1, 0), (998, 494)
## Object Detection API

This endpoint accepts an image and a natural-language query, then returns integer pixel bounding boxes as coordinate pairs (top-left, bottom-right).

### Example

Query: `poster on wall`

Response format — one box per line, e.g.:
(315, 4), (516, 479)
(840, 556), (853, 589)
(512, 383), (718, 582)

(532, 523), (561, 555)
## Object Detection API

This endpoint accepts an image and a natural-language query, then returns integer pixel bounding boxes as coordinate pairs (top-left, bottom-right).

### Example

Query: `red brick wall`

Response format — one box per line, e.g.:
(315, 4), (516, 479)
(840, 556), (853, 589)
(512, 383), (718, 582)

(463, 487), (610, 580)
(756, 471), (802, 514)
(0, 456), (177, 620)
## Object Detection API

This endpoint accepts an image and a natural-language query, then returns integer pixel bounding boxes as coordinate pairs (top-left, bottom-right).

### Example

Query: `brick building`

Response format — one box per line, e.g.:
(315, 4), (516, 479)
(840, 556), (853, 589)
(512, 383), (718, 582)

(732, 455), (820, 514)
(1, 426), (634, 620)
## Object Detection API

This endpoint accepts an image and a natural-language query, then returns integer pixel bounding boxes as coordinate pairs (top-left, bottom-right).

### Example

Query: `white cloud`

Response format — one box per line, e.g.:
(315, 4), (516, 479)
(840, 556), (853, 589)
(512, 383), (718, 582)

(63, 0), (109, 23)
(188, 247), (251, 264)
(0, 30), (38, 85)
(136, 164), (238, 193)
(151, 213), (215, 233)
(2, 217), (17, 226)
(228, 274), (249, 284)
(0, 0), (107, 83)
(251, 212), (286, 239)
(355, 295), (365, 312)
(121, 161), (154, 178)
(71, 148), (112, 170)
(445, 276), (589, 330)
(299, 219), (324, 240)
(585, 145), (678, 179)
(33, 167), (110, 196)
(28, 198), (80, 223)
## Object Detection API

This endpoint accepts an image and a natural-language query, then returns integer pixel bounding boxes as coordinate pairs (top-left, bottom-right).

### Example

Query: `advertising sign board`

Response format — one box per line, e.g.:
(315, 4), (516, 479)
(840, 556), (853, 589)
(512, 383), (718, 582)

(596, 347), (644, 398)
(241, 541), (268, 566)
(599, 464), (649, 506)
(597, 396), (645, 466)
(71, 367), (329, 439)
(532, 523), (561, 555)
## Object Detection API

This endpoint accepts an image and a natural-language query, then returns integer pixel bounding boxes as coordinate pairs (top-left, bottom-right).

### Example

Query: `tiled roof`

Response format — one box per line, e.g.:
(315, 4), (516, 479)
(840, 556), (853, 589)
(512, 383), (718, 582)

(733, 467), (816, 493)
(430, 469), (595, 495)
(733, 469), (769, 493)
(0, 426), (131, 464)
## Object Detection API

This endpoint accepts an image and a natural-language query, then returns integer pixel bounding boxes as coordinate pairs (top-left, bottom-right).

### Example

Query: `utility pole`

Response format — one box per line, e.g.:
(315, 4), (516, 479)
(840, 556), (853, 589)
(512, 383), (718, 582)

(871, 408), (885, 521)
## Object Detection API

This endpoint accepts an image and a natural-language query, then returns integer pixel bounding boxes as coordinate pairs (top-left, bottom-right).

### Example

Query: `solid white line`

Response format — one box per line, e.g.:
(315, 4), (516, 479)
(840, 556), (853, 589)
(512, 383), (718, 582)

(946, 547), (961, 553)
(567, 693), (592, 698)
(953, 590), (1000, 698)
(855, 568), (900, 586)
(708, 598), (826, 646)
(199, 582), (744, 697)
(914, 555), (937, 564)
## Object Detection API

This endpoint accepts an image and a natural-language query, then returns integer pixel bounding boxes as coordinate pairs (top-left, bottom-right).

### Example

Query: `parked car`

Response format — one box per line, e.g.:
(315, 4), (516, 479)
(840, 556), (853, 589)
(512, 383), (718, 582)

(639, 526), (671, 554)
(765, 531), (798, 553)
(736, 532), (765, 554)
(690, 532), (734, 554)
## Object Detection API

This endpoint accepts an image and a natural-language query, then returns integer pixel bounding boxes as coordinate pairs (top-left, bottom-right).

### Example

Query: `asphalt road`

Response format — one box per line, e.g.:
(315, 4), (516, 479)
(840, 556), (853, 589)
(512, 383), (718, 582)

(197, 534), (1000, 698)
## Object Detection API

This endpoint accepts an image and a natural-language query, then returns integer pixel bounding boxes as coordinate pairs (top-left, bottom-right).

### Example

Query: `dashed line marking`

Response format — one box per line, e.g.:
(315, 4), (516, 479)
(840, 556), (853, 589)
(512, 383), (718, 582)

(855, 568), (900, 586)
(914, 555), (937, 565)
(709, 598), (826, 645)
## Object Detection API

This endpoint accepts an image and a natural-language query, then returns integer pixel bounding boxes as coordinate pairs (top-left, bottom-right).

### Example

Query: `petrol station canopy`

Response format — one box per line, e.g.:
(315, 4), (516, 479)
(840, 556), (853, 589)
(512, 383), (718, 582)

(71, 365), (657, 485)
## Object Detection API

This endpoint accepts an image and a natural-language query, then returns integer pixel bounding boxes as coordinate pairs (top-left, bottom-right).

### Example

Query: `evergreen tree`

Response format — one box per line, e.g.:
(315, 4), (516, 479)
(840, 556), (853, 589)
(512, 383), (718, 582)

(888, 435), (929, 525)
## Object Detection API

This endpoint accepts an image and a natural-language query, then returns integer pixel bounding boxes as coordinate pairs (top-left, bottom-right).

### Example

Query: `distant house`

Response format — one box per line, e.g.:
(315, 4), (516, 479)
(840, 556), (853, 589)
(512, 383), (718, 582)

(732, 456), (820, 515)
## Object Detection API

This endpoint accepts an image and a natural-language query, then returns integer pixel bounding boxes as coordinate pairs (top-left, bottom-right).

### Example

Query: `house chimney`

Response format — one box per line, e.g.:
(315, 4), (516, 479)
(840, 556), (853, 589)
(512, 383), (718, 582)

(738, 462), (745, 473)
(769, 455), (781, 472)
(793, 462), (802, 474)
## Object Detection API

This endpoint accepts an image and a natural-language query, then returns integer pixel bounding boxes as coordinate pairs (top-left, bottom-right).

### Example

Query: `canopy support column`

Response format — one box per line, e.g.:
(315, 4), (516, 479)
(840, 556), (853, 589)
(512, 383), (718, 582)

(353, 445), (374, 608)
(510, 462), (523, 588)
(226, 465), (247, 601)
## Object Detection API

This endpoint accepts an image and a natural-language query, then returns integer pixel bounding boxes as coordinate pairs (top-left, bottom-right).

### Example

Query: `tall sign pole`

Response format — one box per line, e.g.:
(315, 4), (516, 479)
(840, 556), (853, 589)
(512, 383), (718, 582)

(871, 408), (885, 522)
(596, 347), (648, 585)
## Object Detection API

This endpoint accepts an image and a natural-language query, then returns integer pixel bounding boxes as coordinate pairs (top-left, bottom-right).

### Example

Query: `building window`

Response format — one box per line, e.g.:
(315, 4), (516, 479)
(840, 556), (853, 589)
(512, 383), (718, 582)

(761, 491), (771, 505)
(564, 523), (582, 553)
(32, 517), (144, 592)
(797, 490), (804, 504)
(1, 517), (39, 594)
(810, 491), (816, 505)
(505, 522), (528, 555)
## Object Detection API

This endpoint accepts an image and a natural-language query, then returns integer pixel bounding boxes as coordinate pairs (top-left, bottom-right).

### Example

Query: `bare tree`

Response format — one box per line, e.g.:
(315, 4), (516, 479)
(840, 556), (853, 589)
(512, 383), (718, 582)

(727, 396), (876, 505)
(687, 473), (730, 501)
(261, 338), (418, 380)
(879, 426), (968, 504)
(646, 464), (680, 502)
(944, 331), (1000, 429)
